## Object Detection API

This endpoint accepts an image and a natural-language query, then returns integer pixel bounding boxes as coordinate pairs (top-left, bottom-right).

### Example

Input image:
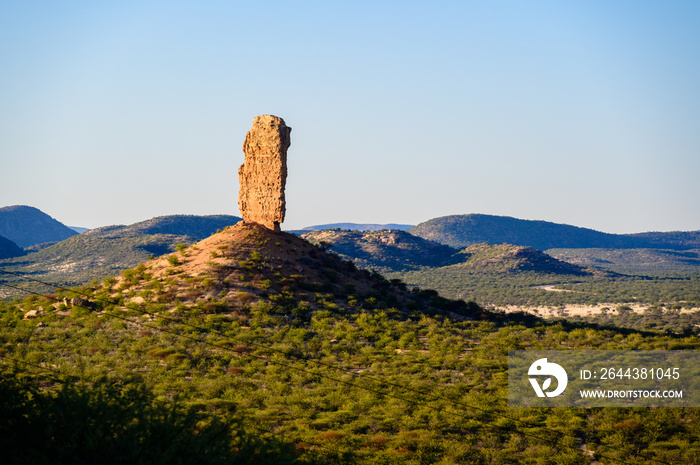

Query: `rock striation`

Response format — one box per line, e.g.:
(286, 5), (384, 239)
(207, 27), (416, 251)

(238, 115), (291, 232)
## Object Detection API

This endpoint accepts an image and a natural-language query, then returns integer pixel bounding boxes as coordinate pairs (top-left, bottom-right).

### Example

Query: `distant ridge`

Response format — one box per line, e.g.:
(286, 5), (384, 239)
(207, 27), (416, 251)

(0, 235), (24, 259)
(547, 248), (700, 274)
(0, 205), (78, 248)
(299, 222), (414, 231)
(627, 230), (700, 250)
(299, 229), (586, 276)
(0, 214), (242, 297)
(85, 214), (242, 239)
(409, 214), (700, 251)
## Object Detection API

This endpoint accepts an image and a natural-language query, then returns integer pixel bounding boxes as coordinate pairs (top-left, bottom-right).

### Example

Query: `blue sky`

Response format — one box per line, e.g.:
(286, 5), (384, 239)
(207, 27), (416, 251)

(1, 1), (699, 233)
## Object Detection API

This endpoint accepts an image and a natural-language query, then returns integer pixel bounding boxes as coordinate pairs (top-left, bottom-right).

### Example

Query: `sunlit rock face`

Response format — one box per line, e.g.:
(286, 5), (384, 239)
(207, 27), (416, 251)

(238, 115), (291, 232)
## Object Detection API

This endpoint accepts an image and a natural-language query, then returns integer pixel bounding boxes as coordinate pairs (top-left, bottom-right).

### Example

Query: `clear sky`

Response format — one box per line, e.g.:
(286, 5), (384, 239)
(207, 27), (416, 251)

(1, 1), (699, 233)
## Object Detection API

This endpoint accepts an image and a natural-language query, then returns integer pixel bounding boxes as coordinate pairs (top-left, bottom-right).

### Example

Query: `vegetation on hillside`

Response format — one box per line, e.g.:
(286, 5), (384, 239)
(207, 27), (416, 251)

(391, 267), (700, 311)
(1, 223), (700, 463)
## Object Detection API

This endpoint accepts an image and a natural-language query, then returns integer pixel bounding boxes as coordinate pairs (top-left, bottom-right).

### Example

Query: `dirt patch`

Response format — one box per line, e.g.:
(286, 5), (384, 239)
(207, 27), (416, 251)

(501, 303), (700, 318)
(532, 284), (579, 293)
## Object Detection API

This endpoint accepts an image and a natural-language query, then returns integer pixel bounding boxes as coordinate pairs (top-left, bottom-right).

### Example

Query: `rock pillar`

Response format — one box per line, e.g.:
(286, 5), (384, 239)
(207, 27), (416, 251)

(238, 115), (291, 232)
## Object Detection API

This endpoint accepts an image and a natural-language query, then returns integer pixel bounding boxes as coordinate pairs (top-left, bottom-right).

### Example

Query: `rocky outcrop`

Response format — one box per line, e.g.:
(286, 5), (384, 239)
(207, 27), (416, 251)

(238, 115), (291, 232)
(65, 297), (95, 310)
(23, 309), (40, 319)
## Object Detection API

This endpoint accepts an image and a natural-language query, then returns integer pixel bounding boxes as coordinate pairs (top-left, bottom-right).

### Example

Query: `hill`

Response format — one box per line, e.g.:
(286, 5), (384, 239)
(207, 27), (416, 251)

(1, 221), (699, 463)
(409, 213), (700, 251)
(451, 243), (588, 275)
(299, 222), (414, 231)
(0, 235), (24, 259)
(391, 249), (700, 310)
(102, 214), (241, 238)
(298, 229), (587, 275)
(0, 214), (241, 299)
(293, 231), (693, 310)
(387, 243), (604, 307)
(0, 205), (78, 248)
(547, 247), (700, 275)
(101, 222), (474, 319)
(299, 229), (459, 272)
(628, 230), (700, 249)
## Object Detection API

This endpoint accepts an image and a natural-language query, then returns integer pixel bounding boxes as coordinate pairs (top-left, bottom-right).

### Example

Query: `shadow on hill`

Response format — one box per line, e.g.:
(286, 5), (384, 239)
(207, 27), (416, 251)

(0, 371), (307, 465)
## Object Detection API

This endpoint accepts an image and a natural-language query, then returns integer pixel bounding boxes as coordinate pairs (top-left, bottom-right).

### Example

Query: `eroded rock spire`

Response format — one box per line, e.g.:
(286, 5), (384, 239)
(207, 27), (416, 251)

(238, 115), (291, 232)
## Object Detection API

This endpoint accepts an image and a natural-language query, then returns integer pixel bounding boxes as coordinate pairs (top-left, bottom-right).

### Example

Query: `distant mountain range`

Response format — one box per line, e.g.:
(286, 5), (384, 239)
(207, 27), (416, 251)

(299, 215), (700, 277)
(0, 213), (241, 298)
(85, 214), (241, 240)
(300, 229), (587, 277)
(298, 222), (414, 231)
(3, 206), (699, 300)
(0, 205), (78, 248)
(409, 214), (700, 251)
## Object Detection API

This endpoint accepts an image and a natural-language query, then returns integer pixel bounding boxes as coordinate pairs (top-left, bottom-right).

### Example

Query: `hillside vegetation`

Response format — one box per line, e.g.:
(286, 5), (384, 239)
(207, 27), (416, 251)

(386, 244), (700, 312)
(2, 222), (700, 463)
(392, 265), (700, 312)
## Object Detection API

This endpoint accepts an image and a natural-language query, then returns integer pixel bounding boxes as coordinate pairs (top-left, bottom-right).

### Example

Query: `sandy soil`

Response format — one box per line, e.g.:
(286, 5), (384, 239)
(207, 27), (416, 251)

(500, 303), (700, 318)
